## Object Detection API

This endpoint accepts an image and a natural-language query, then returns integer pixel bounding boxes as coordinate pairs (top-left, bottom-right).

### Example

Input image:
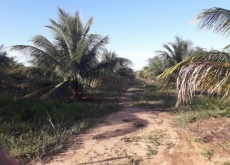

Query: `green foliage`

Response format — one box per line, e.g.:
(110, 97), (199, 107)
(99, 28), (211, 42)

(92, 134), (105, 139)
(222, 161), (230, 165)
(147, 149), (158, 155)
(0, 96), (120, 164)
(131, 84), (177, 109)
(11, 8), (133, 100)
(172, 96), (230, 128)
(138, 36), (196, 80)
(145, 135), (160, 146)
(200, 149), (212, 159)
(157, 7), (230, 106)
(133, 121), (145, 128)
(194, 7), (230, 37)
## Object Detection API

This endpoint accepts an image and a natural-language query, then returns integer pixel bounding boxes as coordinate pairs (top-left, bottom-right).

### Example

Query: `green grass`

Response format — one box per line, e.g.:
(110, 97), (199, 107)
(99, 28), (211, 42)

(189, 135), (200, 142)
(145, 135), (160, 146)
(121, 133), (161, 146)
(172, 96), (230, 128)
(92, 134), (105, 139)
(130, 83), (177, 109)
(85, 87), (124, 102)
(147, 148), (158, 155)
(0, 93), (121, 164)
(200, 149), (212, 159)
(133, 121), (145, 128)
(222, 161), (230, 165)
(131, 136), (142, 142)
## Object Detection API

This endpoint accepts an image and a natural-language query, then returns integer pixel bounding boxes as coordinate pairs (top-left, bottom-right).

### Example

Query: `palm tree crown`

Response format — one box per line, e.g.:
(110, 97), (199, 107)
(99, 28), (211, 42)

(11, 8), (131, 99)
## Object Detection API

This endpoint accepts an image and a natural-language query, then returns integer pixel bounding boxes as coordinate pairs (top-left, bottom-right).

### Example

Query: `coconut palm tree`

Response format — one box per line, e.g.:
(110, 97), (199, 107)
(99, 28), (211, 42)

(154, 37), (197, 86)
(11, 8), (129, 100)
(0, 45), (18, 84)
(98, 50), (134, 88)
(158, 7), (230, 106)
(147, 56), (166, 77)
(155, 36), (194, 68)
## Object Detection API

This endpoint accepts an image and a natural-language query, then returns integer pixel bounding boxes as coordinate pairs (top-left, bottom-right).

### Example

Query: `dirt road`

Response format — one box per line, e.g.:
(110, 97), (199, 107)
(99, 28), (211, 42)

(37, 88), (230, 165)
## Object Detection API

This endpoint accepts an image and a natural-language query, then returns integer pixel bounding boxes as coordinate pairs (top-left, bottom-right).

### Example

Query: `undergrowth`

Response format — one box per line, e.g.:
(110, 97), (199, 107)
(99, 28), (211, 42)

(0, 96), (120, 164)
(172, 96), (230, 128)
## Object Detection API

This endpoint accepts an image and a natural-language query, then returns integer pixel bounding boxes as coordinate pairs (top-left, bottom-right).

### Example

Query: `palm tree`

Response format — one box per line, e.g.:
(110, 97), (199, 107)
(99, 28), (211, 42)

(98, 50), (134, 88)
(0, 45), (18, 84)
(154, 37), (197, 86)
(11, 8), (129, 100)
(159, 7), (230, 106)
(147, 56), (166, 77)
(155, 36), (194, 68)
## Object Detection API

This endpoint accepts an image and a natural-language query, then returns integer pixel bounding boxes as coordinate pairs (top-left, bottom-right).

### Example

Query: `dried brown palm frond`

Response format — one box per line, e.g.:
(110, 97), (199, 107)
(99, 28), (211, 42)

(176, 62), (230, 107)
(157, 50), (230, 87)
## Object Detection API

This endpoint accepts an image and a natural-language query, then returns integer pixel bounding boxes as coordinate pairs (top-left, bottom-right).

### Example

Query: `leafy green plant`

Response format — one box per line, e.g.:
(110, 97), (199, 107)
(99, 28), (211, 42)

(133, 122), (145, 128)
(200, 149), (212, 159)
(147, 148), (158, 155)
(146, 135), (160, 146)
(189, 136), (199, 142)
(0, 92), (121, 164)
(92, 134), (105, 139)
(222, 161), (230, 165)
(172, 96), (230, 128)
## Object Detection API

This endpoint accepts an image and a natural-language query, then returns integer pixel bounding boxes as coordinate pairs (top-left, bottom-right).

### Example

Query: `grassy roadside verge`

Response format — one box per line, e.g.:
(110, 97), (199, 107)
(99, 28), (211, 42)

(130, 81), (230, 128)
(0, 89), (123, 164)
(172, 96), (230, 128)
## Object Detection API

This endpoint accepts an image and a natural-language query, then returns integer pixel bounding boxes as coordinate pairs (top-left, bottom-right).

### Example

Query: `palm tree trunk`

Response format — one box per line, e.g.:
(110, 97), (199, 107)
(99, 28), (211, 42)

(73, 80), (84, 100)
(74, 80), (79, 99)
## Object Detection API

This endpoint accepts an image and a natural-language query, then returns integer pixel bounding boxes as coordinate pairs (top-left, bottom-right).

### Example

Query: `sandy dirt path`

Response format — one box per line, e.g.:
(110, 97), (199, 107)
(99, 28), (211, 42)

(37, 88), (230, 165)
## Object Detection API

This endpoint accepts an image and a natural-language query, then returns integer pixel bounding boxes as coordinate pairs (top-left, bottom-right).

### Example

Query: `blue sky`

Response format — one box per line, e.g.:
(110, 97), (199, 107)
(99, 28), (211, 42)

(1, 0), (230, 70)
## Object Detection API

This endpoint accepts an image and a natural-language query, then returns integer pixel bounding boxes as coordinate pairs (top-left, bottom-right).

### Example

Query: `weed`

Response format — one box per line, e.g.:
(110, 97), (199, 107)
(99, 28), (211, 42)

(131, 136), (142, 142)
(92, 134), (104, 139)
(0, 88), (122, 164)
(222, 161), (230, 165)
(190, 135), (199, 142)
(146, 135), (160, 146)
(126, 155), (140, 165)
(133, 122), (145, 128)
(173, 96), (230, 128)
(172, 117), (187, 128)
(121, 137), (131, 142)
(147, 148), (158, 155)
(200, 149), (212, 159)
(122, 119), (132, 122)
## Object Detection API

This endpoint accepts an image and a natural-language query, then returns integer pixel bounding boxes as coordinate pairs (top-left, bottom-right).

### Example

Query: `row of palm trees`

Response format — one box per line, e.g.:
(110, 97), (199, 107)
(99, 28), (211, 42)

(137, 36), (198, 79)
(0, 8), (134, 100)
(140, 7), (230, 107)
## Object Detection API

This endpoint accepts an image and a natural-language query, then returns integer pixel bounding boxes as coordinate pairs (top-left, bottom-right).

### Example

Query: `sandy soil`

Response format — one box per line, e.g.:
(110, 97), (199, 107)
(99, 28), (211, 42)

(36, 88), (230, 165)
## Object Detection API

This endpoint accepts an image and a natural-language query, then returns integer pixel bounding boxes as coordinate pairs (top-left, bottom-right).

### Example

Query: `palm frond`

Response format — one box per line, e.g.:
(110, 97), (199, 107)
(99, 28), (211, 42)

(0, 70), (17, 84)
(194, 7), (230, 37)
(10, 45), (60, 67)
(40, 81), (74, 100)
(23, 85), (55, 99)
(79, 35), (109, 72)
(176, 62), (230, 107)
(157, 50), (230, 86)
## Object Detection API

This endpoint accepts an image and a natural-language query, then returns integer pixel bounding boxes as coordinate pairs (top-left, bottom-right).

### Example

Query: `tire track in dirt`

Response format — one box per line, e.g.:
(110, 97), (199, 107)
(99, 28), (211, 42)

(36, 88), (230, 165)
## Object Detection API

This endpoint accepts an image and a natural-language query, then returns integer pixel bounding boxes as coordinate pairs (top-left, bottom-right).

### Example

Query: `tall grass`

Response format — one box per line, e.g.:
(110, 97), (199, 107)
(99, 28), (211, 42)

(173, 96), (230, 128)
(0, 96), (120, 164)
